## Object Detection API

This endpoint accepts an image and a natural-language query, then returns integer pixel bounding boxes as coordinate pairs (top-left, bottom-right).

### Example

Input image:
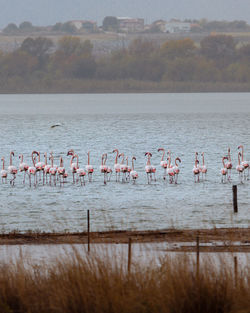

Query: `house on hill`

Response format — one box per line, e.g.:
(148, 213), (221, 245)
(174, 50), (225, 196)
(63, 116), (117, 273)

(117, 17), (144, 33)
(165, 20), (191, 33)
(69, 20), (98, 33)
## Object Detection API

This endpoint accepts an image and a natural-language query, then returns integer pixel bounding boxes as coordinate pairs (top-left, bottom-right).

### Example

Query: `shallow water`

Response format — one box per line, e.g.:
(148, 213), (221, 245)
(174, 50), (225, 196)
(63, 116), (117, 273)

(0, 93), (249, 232)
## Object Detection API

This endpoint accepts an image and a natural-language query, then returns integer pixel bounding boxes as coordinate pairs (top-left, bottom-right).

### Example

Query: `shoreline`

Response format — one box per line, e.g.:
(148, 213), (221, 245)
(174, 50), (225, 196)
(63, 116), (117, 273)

(0, 80), (250, 94)
(1, 227), (250, 252)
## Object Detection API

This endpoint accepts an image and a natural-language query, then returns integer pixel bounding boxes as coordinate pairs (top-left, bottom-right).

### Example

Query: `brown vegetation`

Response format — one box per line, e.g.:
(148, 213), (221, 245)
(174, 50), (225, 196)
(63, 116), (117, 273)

(0, 248), (249, 313)
(1, 34), (250, 92)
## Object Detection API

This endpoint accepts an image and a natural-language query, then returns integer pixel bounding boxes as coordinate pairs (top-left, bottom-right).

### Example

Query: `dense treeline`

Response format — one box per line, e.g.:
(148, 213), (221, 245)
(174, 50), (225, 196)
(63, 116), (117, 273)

(1, 34), (250, 92)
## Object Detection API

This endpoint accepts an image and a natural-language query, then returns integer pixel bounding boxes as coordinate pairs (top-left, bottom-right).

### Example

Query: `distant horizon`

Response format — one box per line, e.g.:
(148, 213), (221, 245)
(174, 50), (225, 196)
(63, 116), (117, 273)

(0, 0), (250, 28)
(2, 16), (250, 29)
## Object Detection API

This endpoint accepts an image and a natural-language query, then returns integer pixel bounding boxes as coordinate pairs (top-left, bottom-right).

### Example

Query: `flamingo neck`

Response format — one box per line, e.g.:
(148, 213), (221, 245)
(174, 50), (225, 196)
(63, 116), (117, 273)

(44, 154), (47, 165)
(76, 155), (79, 168)
(32, 153), (36, 167)
(202, 154), (205, 166)
(2, 158), (4, 170)
(88, 152), (90, 165)
(10, 153), (13, 166)
(161, 150), (165, 161)
(132, 159), (134, 170)
(114, 151), (118, 164)
(222, 158), (225, 167)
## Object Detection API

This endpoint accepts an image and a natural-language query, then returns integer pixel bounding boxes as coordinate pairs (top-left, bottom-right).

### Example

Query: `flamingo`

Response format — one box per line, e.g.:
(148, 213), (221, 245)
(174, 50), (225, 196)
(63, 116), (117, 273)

(221, 156), (228, 183)
(1, 157), (8, 183)
(236, 152), (244, 183)
(238, 145), (249, 179)
(145, 152), (153, 184)
(100, 153), (108, 185)
(19, 154), (29, 184)
(85, 151), (94, 182)
(201, 152), (207, 181)
(225, 148), (233, 180)
(119, 153), (128, 183)
(49, 153), (57, 186)
(28, 151), (38, 187)
(74, 154), (86, 186)
(57, 157), (66, 186)
(130, 156), (138, 183)
(167, 156), (175, 184)
(113, 149), (121, 182)
(35, 152), (45, 182)
(158, 148), (168, 180)
(8, 151), (17, 186)
(44, 152), (51, 184)
(193, 152), (200, 183)
(126, 156), (131, 182)
(173, 157), (181, 184)
(67, 149), (77, 183)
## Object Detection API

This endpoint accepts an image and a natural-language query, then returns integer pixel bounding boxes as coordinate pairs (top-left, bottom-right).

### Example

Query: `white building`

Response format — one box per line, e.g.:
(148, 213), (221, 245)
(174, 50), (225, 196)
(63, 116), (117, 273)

(164, 20), (191, 33)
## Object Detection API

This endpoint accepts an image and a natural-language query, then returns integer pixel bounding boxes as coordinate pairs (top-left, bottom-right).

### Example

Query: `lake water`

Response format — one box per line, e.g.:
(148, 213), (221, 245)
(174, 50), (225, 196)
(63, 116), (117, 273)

(0, 93), (249, 233)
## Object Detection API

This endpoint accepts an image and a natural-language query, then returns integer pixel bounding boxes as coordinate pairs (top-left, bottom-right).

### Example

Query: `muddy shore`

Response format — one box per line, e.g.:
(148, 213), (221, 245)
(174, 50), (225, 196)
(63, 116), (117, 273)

(0, 228), (250, 252)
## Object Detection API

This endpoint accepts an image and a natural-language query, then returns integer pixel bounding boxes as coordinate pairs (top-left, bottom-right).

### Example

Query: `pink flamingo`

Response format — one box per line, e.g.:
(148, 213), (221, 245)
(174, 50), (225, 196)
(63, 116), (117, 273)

(1, 157), (8, 183)
(158, 148), (168, 180)
(236, 152), (244, 183)
(67, 149), (78, 183)
(201, 152), (207, 181)
(49, 153), (57, 186)
(8, 151), (17, 186)
(145, 152), (153, 184)
(85, 151), (94, 182)
(238, 145), (249, 179)
(221, 156), (228, 183)
(57, 157), (66, 186)
(74, 154), (86, 186)
(167, 156), (175, 184)
(193, 152), (200, 183)
(130, 156), (138, 183)
(35, 152), (45, 182)
(113, 149), (121, 182)
(44, 152), (51, 184)
(225, 148), (233, 180)
(119, 153), (128, 182)
(126, 156), (131, 182)
(100, 153), (108, 185)
(173, 157), (181, 184)
(19, 154), (29, 184)
(28, 151), (38, 187)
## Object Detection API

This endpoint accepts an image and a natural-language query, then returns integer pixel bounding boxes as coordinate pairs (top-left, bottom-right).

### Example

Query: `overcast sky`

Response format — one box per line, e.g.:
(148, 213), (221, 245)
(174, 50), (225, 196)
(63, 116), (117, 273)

(1, 0), (249, 28)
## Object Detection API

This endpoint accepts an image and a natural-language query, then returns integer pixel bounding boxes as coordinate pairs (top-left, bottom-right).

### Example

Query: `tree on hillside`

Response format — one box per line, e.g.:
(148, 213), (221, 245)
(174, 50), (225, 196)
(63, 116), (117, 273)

(103, 16), (119, 31)
(19, 21), (34, 32)
(20, 37), (54, 68)
(200, 35), (236, 67)
(3, 23), (19, 34)
(57, 37), (93, 57)
(160, 38), (196, 60)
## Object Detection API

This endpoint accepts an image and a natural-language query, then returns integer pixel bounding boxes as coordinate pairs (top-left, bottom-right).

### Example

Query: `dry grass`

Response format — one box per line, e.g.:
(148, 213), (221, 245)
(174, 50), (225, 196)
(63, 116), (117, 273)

(0, 247), (249, 313)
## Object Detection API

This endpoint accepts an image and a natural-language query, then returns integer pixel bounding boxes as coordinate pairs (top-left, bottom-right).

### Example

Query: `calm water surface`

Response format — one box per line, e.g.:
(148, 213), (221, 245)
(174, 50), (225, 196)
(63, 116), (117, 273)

(0, 93), (249, 232)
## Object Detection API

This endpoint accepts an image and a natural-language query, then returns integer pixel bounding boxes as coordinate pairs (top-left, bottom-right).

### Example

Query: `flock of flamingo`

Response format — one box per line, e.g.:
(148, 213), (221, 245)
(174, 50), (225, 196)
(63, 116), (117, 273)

(0, 146), (249, 187)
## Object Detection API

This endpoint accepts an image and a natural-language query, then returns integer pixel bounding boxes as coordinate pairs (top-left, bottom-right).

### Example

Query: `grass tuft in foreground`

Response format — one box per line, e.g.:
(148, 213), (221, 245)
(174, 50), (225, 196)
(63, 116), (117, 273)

(0, 248), (249, 313)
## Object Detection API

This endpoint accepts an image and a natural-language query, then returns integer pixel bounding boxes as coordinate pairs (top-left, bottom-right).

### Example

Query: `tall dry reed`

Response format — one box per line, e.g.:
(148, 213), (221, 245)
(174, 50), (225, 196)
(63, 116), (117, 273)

(0, 247), (249, 313)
